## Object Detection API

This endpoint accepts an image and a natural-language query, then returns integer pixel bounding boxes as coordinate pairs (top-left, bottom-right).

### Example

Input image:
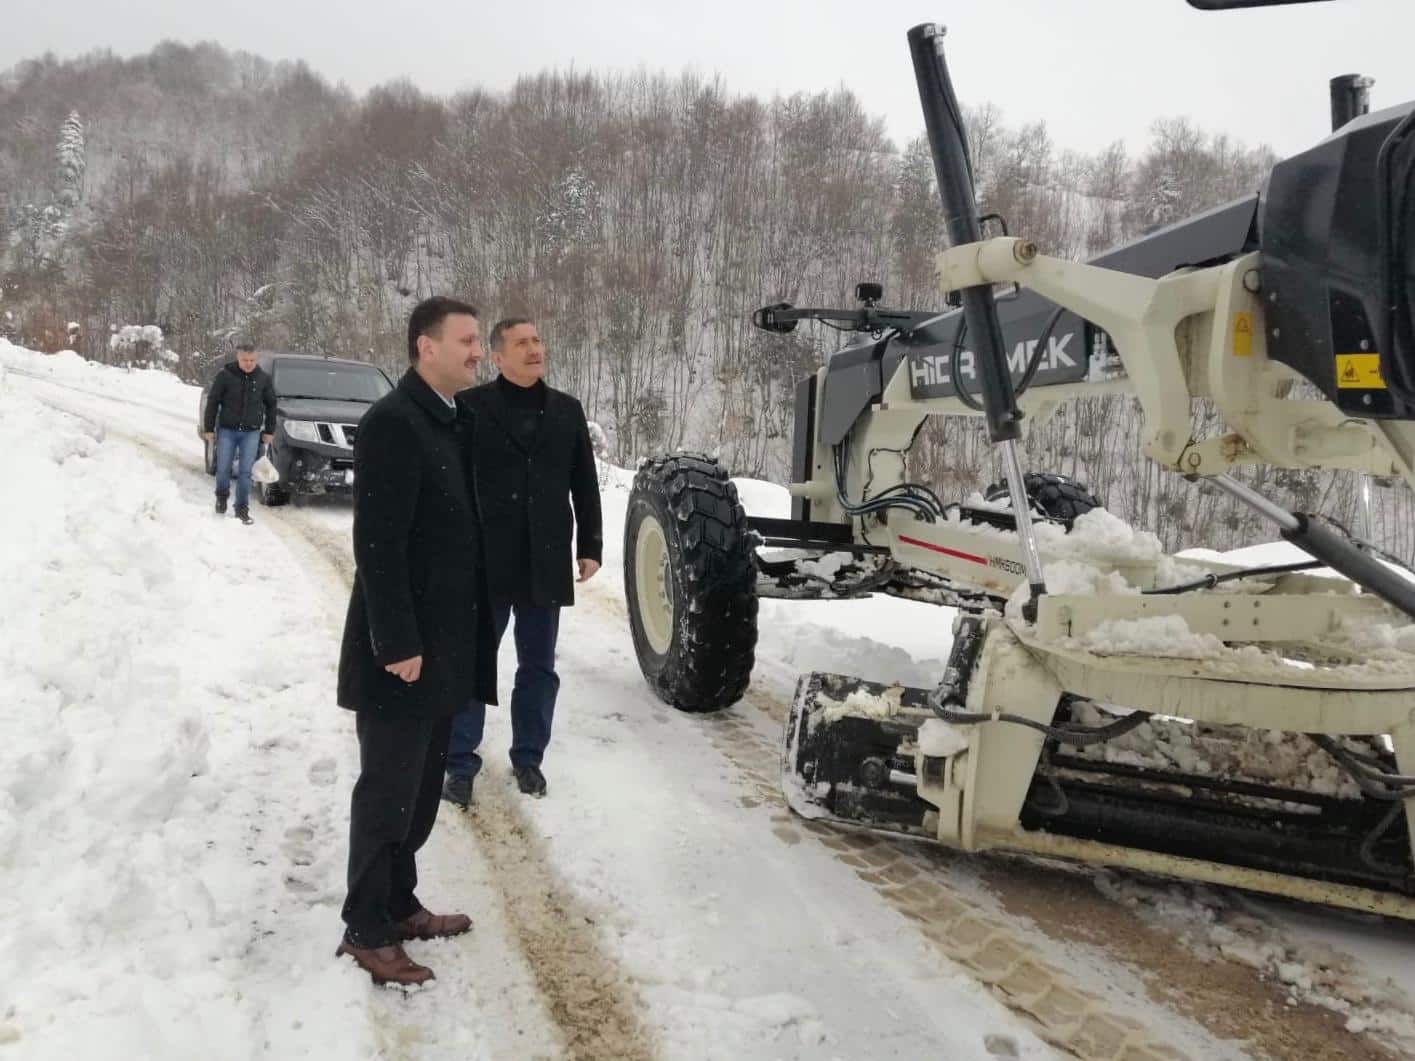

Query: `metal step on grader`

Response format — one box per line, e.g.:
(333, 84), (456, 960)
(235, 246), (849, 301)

(623, 0), (1415, 918)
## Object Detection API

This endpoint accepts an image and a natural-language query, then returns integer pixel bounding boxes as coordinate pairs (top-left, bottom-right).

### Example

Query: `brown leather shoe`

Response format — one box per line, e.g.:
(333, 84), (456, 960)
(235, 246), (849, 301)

(335, 940), (435, 986)
(395, 908), (472, 941)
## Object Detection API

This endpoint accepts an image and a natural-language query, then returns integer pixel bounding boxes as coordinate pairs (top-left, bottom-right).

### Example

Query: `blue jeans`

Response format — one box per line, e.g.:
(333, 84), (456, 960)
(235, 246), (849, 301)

(447, 605), (561, 780)
(215, 428), (261, 510)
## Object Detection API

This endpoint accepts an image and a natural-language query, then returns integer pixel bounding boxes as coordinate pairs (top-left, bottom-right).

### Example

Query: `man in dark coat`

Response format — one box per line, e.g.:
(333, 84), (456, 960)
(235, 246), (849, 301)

(335, 296), (498, 987)
(201, 341), (276, 524)
(442, 317), (602, 804)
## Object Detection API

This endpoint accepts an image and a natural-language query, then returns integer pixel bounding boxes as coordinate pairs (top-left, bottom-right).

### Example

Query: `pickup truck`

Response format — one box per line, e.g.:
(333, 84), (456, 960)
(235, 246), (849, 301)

(199, 352), (394, 505)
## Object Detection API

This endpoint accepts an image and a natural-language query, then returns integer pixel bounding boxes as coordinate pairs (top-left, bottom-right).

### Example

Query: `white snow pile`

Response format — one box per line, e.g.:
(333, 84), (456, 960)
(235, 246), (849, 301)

(1037, 507), (1166, 567)
(1079, 614), (1225, 659)
(818, 683), (905, 723)
(759, 610), (948, 689)
(947, 504), (1166, 569)
(1337, 616), (1415, 659)
(916, 718), (970, 758)
(1040, 559), (1137, 598)
(1065, 701), (1362, 797)
(0, 383), (374, 1057)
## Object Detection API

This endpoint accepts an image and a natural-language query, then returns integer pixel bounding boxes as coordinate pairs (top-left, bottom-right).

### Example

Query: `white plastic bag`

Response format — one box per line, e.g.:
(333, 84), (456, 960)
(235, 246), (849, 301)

(252, 447), (279, 485)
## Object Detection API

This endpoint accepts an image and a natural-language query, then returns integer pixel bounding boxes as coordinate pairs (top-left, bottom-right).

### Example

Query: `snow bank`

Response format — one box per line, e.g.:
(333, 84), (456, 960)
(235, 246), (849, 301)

(0, 340), (92, 379)
(0, 382), (373, 1057)
(0, 339), (198, 413)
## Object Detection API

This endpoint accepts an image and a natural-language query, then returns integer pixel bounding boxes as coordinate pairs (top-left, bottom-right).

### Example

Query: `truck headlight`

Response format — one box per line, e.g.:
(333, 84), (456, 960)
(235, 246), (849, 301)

(284, 420), (321, 444)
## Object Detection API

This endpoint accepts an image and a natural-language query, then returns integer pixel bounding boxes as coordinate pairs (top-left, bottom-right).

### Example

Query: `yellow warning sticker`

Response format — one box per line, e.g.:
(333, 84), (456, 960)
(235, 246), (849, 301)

(1232, 312), (1252, 357)
(1336, 353), (1385, 390)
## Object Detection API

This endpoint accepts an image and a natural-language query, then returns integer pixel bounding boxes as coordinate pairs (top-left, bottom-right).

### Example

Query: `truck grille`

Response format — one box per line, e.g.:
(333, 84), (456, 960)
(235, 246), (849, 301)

(305, 422), (359, 449)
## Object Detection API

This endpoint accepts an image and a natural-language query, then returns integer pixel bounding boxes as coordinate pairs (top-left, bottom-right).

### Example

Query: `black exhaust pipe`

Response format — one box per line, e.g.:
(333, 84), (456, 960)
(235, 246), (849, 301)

(1330, 74), (1373, 132)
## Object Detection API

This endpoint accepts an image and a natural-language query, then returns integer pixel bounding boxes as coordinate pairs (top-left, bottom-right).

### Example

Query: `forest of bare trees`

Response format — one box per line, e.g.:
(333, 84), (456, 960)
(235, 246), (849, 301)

(2, 41), (1411, 556)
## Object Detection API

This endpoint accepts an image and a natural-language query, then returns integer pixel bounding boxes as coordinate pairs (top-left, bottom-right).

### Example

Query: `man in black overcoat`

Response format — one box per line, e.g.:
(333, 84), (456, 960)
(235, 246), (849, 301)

(334, 296), (497, 986)
(442, 317), (602, 804)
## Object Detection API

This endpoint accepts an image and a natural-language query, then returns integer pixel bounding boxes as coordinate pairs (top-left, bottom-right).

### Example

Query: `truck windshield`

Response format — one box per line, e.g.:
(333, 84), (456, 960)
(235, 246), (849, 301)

(273, 361), (393, 403)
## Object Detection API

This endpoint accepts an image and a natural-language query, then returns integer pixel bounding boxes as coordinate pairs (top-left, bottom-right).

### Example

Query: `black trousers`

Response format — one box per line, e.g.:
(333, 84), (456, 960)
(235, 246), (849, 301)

(341, 711), (452, 948)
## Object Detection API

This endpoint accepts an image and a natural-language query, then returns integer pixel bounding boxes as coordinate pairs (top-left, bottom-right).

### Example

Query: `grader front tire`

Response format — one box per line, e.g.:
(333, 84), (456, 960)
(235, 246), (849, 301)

(624, 454), (758, 712)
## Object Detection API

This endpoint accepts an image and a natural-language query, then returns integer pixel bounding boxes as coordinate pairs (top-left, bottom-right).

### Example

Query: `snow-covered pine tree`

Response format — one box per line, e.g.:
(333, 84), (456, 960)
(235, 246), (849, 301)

(109, 324), (174, 371)
(56, 111), (85, 207)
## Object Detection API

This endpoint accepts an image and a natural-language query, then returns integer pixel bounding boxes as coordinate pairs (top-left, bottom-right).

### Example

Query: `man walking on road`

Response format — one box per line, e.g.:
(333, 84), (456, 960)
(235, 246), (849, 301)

(335, 296), (498, 987)
(202, 341), (276, 525)
(442, 318), (602, 805)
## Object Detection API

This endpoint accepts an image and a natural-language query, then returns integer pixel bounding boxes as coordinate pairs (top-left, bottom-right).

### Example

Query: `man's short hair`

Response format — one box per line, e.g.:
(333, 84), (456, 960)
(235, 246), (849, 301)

(234, 340), (256, 354)
(489, 317), (535, 353)
(408, 296), (480, 363)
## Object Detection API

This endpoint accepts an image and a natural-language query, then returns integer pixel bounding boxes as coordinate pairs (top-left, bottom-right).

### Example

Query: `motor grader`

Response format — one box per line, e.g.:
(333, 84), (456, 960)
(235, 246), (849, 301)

(623, 0), (1415, 918)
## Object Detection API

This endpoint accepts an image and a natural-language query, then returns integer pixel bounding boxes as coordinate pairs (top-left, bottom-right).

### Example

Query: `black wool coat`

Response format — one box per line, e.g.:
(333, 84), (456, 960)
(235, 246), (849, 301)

(458, 379), (603, 609)
(337, 369), (498, 717)
(203, 362), (277, 433)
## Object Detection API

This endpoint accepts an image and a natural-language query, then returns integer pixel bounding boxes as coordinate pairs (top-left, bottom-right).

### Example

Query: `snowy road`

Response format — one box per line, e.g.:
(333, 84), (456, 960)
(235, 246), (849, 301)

(4, 344), (1414, 1061)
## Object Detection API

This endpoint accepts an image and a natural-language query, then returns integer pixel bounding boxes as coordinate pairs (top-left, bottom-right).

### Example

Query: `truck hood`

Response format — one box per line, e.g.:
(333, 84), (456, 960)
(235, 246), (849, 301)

(276, 397), (375, 423)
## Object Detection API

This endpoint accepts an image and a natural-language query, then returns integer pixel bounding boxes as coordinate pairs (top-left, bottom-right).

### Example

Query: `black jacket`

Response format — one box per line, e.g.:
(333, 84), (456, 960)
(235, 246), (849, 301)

(203, 362), (277, 433)
(459, 377), (603, 609)
(337, 369), (498, 717)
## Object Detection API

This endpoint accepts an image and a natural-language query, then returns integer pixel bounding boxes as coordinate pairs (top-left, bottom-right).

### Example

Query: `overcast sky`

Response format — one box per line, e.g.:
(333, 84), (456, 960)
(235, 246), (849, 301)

(4, 0), (1411, 157)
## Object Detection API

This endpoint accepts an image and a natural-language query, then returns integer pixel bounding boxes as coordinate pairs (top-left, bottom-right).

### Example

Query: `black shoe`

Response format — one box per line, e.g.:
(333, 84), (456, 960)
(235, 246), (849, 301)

(513, 764), (547, 798)
(215, 495), (228, 515)
(441, 773), (473, 809)
(235, 507), (254, 526)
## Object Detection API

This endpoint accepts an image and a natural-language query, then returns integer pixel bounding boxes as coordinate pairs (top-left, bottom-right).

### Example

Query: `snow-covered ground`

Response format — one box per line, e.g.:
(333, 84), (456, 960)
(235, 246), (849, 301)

(3, 340), (1413, 1061)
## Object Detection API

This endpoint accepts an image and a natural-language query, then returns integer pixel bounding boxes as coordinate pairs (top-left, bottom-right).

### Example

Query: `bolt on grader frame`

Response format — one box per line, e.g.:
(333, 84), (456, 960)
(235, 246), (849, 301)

(624, 1), (1415, 918)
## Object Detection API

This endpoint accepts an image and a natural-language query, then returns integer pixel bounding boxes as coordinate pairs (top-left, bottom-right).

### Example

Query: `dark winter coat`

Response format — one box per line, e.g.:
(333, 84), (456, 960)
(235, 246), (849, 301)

(203, 361), (277, 433)
(337, 368), (498, 717)
(458, 377), (603, 609)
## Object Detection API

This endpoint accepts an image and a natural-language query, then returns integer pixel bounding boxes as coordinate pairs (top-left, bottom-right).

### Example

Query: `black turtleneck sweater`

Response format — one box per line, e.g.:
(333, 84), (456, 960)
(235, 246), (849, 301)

(496, 374), (547, 452)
